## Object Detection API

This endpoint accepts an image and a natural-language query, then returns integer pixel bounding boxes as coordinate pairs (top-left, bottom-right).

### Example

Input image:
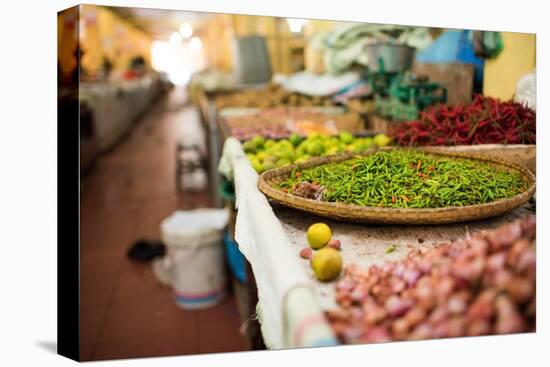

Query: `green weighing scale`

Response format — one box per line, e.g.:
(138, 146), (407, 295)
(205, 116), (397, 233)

(364, 43), (447, 121)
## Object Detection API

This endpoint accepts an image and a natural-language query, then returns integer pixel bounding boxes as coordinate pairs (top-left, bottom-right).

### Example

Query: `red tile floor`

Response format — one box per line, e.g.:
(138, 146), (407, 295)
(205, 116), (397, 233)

(79, 89), (247, 361)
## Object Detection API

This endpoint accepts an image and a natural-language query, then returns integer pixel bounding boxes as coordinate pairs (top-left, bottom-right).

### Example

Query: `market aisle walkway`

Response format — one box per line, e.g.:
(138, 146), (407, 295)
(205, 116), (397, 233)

(79, 87), (247, 361)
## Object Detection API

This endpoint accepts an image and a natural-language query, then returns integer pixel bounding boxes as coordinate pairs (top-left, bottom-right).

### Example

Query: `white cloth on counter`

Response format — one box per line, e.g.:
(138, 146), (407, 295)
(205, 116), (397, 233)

(218, 138), (338, 349)
(275, 71), (361, 97)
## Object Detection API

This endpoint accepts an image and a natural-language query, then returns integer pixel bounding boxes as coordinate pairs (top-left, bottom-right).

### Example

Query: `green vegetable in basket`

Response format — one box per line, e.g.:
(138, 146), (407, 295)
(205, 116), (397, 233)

(275, 150), (527, 209)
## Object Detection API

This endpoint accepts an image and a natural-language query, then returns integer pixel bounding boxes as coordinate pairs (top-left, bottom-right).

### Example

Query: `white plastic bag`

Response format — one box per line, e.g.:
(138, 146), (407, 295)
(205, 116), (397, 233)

(514, 70), (536, 111)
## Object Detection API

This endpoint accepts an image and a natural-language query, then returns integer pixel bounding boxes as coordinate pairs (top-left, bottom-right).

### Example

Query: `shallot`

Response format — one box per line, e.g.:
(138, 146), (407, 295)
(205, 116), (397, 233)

(326, 216), (536, 344)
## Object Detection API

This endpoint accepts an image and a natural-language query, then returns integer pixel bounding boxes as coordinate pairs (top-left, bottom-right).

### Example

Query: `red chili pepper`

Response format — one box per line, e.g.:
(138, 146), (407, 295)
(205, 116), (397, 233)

(389, 95), (535, 146)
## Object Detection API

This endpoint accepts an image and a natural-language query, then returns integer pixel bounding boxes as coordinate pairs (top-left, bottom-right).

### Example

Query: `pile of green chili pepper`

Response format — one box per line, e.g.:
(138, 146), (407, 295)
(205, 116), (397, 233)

(276, 150), (527, 208)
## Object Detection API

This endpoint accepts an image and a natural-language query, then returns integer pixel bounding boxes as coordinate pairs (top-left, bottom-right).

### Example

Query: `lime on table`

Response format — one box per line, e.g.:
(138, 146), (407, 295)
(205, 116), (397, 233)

(307, 223), (332, 249)
(276, 158), (291, 167)
(262, 161), (276, 172)
(339, 131), (354, 144)
(374, 133), (392, 147)
(250, 157), (263, 172)
(295, 154), (311, 163)
(289, 133), (303, 147)
(251, 135), (265, 149)
(311, 247), (343, 282)
(307, 141), (325, 156)
(242, 140), (256, 153)
(265, 139), (276, 149)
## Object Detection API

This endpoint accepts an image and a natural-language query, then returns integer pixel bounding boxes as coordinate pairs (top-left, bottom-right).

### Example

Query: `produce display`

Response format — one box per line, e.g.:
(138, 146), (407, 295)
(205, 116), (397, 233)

(244, 132), (392, 173)
(224, 109), (362, 141)
(292, 120), (338, 136)
(275, 150), (527, 208)
(229, 119), (339, 141)
(215, 83), (537, 347)
(216, 84), (337, 109)
(326, 215), (536, 343)
(389, 95), (536, 146)
(231, 125), (291, 140)
(256, 107), (344, 118)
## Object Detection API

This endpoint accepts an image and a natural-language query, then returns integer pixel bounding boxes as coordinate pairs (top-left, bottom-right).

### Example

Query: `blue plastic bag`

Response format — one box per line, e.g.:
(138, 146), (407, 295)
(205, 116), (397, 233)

(416, 30), (484, 92)
(223, 229), (247, 284)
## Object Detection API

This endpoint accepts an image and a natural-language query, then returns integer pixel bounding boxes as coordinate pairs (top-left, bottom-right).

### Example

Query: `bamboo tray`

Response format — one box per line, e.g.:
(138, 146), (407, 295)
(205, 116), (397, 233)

(426, 144), (536, 174)
(257, 148), (536, 224)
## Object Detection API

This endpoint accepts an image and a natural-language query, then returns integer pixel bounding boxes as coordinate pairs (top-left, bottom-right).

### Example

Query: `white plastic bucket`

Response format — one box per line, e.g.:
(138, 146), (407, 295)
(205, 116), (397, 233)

(160, 209), (229, 310)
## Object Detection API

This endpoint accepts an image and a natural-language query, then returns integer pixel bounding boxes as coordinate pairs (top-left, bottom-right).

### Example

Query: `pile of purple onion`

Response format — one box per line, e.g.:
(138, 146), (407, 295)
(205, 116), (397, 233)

(326, 215), (536, 343)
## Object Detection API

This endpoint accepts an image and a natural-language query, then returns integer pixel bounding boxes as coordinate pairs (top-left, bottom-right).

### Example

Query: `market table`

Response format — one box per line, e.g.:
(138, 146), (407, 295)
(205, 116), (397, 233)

(79, 74), (162, 152)
(198, 91), (363, 208)
(218, 137), (535, 349)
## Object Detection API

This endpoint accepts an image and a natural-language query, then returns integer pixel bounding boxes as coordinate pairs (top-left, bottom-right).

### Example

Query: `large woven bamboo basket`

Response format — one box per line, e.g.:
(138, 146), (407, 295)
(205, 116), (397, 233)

(257, 148), (536, 224)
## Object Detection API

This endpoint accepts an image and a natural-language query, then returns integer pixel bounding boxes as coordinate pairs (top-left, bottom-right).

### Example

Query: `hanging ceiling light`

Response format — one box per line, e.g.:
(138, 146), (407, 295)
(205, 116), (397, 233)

(179, 23), (193, 38)
(189, 36), (202, 51)
(169, 31), (182, 44)
(286, 18), (307, 33)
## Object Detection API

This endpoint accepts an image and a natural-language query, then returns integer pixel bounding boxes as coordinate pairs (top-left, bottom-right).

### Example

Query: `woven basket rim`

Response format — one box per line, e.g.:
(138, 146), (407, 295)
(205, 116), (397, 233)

(257, 147), (536, 224)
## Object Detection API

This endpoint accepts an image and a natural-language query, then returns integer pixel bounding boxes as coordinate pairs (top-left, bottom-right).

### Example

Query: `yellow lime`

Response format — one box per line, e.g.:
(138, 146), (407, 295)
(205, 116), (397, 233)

(311, 247), (343, 282)
(307, 141), (325, 156)
(251, 135), (265, 149)
(276, 158), (291, 167)
(289, 133), (303, 147)
(265, 139), (276, 149)
(295, 154), (311, 163)
(256, 151), (267, 162)
(262, 161), (276, 172)
(307, 223), (332, 249)
(339, 131), (354, 144)
(374, 133), (392, 147)
(263, 155), (277, 164)
(250, 157), (263, 173)
(242, 140), (257, 153)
